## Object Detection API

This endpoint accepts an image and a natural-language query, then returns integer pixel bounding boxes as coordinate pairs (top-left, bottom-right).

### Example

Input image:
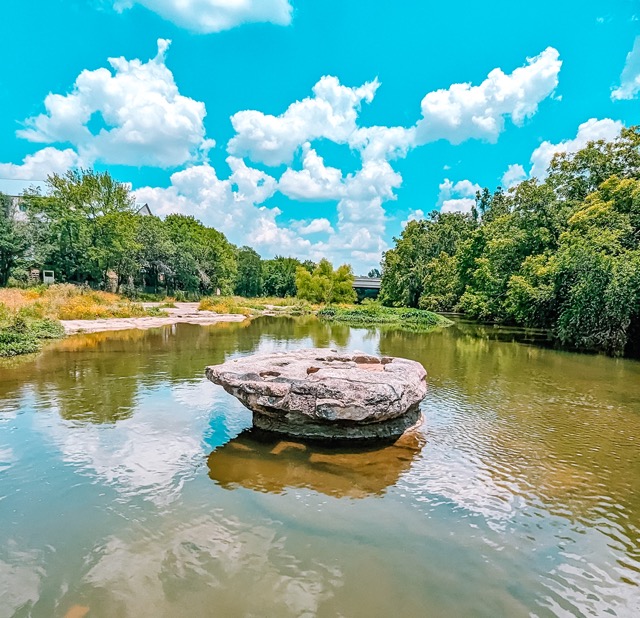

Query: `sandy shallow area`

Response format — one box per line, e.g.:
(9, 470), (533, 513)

(61, 302), (247, 335)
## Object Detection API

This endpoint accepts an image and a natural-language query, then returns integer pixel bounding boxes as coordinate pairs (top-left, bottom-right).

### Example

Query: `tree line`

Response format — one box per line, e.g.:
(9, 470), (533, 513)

(0, 169), (355, 301)
(7, 128), (637, 356)
(380, 127), (640, 356)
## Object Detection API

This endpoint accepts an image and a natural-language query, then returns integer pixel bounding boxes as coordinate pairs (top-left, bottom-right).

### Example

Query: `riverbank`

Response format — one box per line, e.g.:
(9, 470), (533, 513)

(0, 286), (451, 356)
(61, 302), (246, 334)
(62, 301), (452, 334)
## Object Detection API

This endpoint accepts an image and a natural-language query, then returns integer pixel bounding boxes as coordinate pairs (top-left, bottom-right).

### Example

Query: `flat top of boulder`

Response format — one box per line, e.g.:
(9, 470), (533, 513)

(205, 348), (427, 426)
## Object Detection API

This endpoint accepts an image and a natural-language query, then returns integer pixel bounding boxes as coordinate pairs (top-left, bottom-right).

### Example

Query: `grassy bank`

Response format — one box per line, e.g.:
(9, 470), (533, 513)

(0, 285), (165, 357)
(0, 309), (65, 357)
(0, 285), (167, 320)
(179, 296), (453, 331)
(198, 296), (314, 317)
(318, 302), (453, 331)
(0, 287), (452, 357)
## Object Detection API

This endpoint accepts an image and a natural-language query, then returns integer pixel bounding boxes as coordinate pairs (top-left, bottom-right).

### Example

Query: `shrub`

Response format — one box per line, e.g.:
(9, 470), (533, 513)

(0, 315), (65, 357)
(0, 330), (40, 357)
(317, 302), (452, 331)
(144, 306), (168, 317)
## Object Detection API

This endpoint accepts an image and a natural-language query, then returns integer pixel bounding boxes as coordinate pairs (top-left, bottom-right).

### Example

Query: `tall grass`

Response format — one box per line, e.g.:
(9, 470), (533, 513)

(0, 284), (166, 357)
(198, 297), (252, 316)
(198, 296), (313, 316)
(0, 284), (159, 320)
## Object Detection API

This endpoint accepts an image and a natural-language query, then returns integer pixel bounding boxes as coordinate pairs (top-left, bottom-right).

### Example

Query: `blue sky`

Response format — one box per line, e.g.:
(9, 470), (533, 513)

(1, 0), (639, 272)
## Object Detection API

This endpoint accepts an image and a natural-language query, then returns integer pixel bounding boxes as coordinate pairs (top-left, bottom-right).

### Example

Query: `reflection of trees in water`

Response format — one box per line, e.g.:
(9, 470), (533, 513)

(240, 316), (351, 349)
(0, 317), (353, 425)
(380, 319), (640, 571)
(2, 315), (639, 571)
(207, 428), (425, 499)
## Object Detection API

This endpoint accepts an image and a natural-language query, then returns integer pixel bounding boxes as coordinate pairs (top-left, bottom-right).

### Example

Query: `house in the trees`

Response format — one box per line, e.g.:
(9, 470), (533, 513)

(136, 203), (152, 216)
(4, 195), (153, 285)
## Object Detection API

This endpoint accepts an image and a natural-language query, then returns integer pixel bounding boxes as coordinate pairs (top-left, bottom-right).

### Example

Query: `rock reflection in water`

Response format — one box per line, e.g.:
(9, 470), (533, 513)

(207, 428), (425, 498)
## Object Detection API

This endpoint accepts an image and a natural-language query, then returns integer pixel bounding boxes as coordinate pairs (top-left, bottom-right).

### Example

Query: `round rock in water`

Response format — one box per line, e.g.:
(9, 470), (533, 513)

(205, 348), (427, 441)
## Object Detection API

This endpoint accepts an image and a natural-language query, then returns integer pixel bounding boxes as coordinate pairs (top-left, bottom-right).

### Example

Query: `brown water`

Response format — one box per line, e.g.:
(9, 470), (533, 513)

(0, 316), (639, 617)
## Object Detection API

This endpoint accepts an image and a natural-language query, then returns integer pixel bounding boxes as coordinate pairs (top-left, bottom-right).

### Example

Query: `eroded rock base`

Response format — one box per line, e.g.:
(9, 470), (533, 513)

(206, 348), (428, 442)
(252, 407), (423, 441)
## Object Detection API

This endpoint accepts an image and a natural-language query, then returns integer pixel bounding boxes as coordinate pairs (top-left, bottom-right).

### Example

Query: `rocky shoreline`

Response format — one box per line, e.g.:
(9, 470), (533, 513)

(61, 302), (246, 334)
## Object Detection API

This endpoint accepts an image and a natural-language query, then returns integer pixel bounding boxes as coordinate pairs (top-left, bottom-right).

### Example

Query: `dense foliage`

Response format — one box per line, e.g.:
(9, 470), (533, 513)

(295, 259), (357, 304)
(234, 247), (262, 297)
(381, 128), (640, 356)
(0, 298), (64, 357)
(2, 170), (331, 299)
(318, 301), (452, 331)
(0, 193), (29, 287)
(263, 256), (310, 297)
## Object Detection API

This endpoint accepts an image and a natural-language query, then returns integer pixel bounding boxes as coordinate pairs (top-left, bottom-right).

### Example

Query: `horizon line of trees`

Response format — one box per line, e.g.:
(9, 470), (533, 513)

(0, 170), (357, 300)
(380, 127), (640, 357)
(5, 127), (640, 357)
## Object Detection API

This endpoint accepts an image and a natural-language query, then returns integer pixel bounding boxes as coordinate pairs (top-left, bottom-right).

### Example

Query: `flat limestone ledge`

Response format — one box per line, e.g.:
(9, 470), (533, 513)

(206, 348), (428, 441)
(62, 313), (246, 335)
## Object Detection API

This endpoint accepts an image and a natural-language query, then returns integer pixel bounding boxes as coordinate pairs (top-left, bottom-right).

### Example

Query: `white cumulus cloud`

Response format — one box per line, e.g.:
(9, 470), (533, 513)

(230, 48), (561, 172)
(278, 143), (344, 200)
(612, 36), (640, 100)
(0, 147), (83, 181)
(114, 0), (293, 33)
(501, 163), (527, 189)
(529, 118), (623, 179)
(18, 39), (213, 168)
(348, 125), (414, 162)
(292, 218), (335, 235)
(438, 178), (481, 214)
(228, 76), (379, 165)
(415, 47), (561, 145)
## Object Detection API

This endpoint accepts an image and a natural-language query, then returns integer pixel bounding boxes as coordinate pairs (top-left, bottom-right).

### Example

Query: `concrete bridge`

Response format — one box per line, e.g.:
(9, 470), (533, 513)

(353, 277), (381, 290)
(353, 277), (381, 300)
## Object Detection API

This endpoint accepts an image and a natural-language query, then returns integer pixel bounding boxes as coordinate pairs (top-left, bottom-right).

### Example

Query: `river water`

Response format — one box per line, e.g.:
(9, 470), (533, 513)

(0, 317), (639, 617)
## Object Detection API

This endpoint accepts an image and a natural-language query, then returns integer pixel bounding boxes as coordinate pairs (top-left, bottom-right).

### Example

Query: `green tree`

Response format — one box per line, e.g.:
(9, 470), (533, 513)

(546, 126), (640, 203)
(235, 246), (263, 297)
(551, 176), (640, 355)
(378, 126), (640, 356)
(295, 258), (356, 303)
(333, 264), (357, 302)
(92, 211), (142, 291)
(164, 214), (237, 295)
(418, 252), (462, 312)
(458, 181), (563, 321)
(23, 169), (136, 285)
(0, 194), (29, 286)
(380, 212), (476, 308)
(262, 256), (301, 297)
(135, 215), (177, 293)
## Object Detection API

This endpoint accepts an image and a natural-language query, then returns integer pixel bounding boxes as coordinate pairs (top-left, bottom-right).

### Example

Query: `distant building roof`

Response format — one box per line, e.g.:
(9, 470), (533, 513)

(136, 203), (152, 216)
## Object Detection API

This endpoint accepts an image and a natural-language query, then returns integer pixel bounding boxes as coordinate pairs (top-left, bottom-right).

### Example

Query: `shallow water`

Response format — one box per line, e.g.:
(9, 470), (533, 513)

(0, 316), (639, 617)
